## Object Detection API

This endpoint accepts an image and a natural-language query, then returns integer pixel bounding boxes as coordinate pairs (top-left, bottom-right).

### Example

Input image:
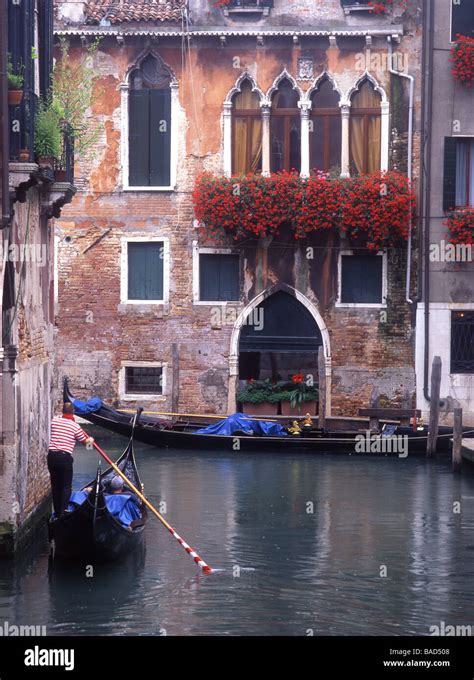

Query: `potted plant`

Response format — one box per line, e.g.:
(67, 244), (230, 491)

(34, 99), (61, 168)
(7, 55), (24, 106)
(280, 374), (319, 416)
(51, 38), (102, 171)
(236, 380), (278, 416)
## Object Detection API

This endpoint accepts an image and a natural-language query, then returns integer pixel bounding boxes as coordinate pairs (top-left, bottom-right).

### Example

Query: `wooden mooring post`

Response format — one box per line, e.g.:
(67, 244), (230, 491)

(318, 345), (326, 430)
(452, 407), (463, 473)
(426, 355), (441, 457)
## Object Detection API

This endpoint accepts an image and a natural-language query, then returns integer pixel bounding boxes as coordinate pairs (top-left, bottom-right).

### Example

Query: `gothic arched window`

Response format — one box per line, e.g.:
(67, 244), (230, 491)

(310, 77), (341, 173)
(270, 79), (301, 172)
(232, 80), (262, 175)
(128, 53), (172, 187)
(349, 80), (381, 175)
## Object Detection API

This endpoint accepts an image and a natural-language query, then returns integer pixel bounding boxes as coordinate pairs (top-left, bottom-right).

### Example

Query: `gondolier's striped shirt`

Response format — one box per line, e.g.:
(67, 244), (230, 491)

(49, 416), (88, 454)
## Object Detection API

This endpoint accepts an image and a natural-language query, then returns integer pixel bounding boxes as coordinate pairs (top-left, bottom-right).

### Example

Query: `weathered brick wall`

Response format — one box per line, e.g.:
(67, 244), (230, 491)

(55, 5), (422, 418)
(0, 187), (54, 554)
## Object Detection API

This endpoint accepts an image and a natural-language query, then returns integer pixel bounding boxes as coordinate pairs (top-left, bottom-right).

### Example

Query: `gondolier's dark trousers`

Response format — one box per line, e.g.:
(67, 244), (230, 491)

(47, 450), (73, 517)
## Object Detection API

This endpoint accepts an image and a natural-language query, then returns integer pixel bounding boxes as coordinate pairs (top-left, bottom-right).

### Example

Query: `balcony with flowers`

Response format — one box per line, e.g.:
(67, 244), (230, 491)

(192, 170), (415, 251)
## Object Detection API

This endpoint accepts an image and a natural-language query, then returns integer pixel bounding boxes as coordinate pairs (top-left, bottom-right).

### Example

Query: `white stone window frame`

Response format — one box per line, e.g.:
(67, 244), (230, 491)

(120, 49), (179, 192)
(223, 69), (389, 179)
(118, 360), (168, 402)
(336, 249), (388, 309)
(120, 235), (170, 305)
(192, 242), (241, 306)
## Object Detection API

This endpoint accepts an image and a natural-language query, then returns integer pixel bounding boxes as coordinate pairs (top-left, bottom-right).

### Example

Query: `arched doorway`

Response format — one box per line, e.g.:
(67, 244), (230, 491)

(228, 286), (331, 415)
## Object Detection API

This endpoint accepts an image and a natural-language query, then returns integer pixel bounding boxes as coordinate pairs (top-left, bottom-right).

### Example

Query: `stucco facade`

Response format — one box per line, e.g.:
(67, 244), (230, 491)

(54, 0), (423, 418)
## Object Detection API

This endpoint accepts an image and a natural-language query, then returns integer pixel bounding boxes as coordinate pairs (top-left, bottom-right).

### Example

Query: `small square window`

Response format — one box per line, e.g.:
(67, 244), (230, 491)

(199, 253), (240, 302)
(125, 366), (163, 394)
(451, 311), (474, 374)
(340, 254), (383, 304)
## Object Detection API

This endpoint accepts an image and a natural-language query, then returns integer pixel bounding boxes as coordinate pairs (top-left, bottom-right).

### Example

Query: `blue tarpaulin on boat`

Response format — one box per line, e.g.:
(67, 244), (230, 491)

(196, 412), (287, 437)
(68, 490), (141, 528)
(72, 397), (103, 415)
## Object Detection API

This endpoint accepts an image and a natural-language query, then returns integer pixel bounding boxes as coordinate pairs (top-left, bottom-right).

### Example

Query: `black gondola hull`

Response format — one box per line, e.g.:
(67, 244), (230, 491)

(75, 408), (465, 455)
(50, 494), (145, 562)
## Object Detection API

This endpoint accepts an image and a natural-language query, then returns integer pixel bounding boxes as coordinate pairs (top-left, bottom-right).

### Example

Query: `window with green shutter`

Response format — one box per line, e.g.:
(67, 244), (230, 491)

(128, 241), (164, 301)
(199, 254), (240, 301)
(340, 254), (383, 304)
(128, 53), (172, 187)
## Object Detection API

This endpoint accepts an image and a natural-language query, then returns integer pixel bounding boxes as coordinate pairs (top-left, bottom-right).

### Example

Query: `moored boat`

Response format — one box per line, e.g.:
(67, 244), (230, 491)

(64, 380), (473, 455)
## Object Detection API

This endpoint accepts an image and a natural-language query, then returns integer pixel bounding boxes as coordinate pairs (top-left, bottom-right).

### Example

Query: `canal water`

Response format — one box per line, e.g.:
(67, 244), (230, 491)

(0, 436), (473, 636)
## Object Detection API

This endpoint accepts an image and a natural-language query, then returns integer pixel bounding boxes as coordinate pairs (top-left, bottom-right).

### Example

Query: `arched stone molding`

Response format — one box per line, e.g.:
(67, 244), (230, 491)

(227, 283), (332, 416)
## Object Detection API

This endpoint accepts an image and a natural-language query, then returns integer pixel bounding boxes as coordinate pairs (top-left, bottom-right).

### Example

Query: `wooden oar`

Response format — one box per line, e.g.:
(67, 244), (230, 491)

(89, 438), (212, 574)
(120, 408), (278, 423)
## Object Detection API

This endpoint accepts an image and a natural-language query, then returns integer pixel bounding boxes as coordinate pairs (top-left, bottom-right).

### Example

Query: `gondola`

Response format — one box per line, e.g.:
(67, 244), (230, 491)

(49, 410), (146, 562)
(64, 380), (473, 455)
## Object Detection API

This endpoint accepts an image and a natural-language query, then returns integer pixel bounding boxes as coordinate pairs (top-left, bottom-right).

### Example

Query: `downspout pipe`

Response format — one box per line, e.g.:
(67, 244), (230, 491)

(422, 0), (435, 402)
(387, 36), (414, 303)
(0, 7), (11, 228)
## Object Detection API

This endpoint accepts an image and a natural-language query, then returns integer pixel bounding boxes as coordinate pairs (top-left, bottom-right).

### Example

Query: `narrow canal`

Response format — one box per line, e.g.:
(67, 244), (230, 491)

(1, 435), (473, 636)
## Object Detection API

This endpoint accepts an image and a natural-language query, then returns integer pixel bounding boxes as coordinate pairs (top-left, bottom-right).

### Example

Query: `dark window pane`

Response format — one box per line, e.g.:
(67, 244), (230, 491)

(451, 1), (474, 41)
(451, 312), (474, 374)
(329, 116), (342, 171)
(128, 242), (164, 300)
(273, 79), (299, 109)
(270, 117), (285, 172)
(310, 118), (324, 171)
(289, 116), (301, 171)
(340, 254), (383, 303)
(200, 254), (239, 301)
(125, 367), (163, 394)
(311, 78), (339, 109)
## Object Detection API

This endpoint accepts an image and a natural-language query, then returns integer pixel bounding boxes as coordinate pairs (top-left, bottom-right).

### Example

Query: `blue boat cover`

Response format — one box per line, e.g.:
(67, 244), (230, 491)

(72, 397), (103, 415)
(68, 490), (141, 528)
(196, 412), (287, 437)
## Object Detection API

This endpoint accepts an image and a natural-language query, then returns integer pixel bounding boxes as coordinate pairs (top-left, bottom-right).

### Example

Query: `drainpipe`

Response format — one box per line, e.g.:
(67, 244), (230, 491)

(0, 7), (11, 228)
(387, 36), (414, 303)
(422, 0), (435, 402)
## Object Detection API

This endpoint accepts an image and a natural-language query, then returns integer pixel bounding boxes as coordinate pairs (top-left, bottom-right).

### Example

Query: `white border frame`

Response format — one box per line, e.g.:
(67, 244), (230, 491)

(120, 50), (178, 191)
(336, 249), (387, 308)
(192, 243), (241, 305)
(120, 236), (170, 305)
(118, 361), (167, 402)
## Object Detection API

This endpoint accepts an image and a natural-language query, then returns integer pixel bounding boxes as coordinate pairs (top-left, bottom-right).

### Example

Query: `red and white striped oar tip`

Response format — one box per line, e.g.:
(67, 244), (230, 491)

(169, 527), (213, 574)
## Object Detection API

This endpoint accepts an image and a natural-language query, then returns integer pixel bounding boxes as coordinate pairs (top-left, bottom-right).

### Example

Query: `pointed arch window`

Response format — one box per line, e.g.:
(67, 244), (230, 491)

(128, 54), (172, 187)
(310, 77), (341, 173)
(232, 80), (263, 175)
(349, 80), (381, 175)
(270, 79), (301, 172)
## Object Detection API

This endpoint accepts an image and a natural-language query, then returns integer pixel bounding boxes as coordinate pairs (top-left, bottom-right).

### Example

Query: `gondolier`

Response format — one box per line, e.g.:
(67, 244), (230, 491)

(48, 402), (94, 517)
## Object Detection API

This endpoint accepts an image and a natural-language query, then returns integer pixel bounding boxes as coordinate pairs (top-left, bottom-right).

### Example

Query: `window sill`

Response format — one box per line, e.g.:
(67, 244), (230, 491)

(119, 395), (166, 402)
(193, 300), (241, 306)
(341, 3), (374, 15)
(335, 302), (387, 309)
(117, 302), (169, 315)
(123, 185), (175, 192)
(223, 6), (271, 17)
